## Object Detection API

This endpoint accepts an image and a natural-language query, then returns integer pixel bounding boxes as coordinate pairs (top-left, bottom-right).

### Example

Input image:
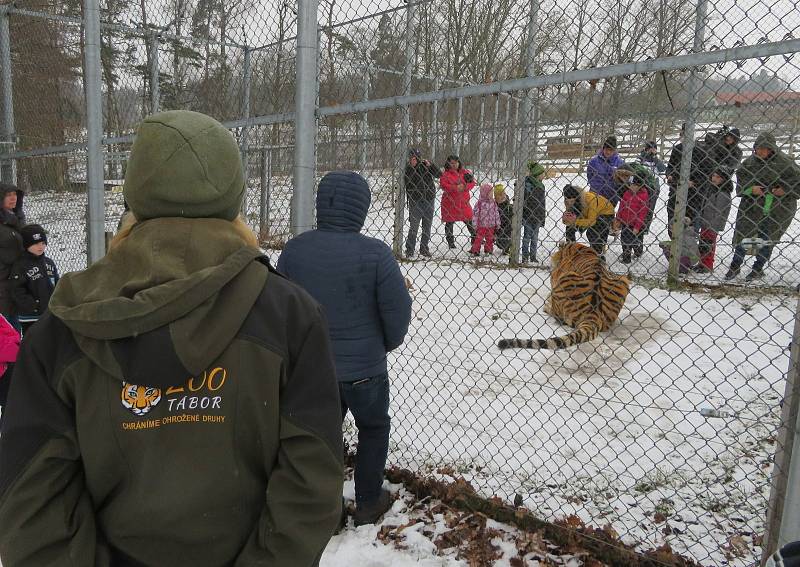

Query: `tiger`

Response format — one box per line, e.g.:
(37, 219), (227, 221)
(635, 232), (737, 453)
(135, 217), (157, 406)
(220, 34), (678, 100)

(498, 242), (630, 350)
(121, 382), (162, 416)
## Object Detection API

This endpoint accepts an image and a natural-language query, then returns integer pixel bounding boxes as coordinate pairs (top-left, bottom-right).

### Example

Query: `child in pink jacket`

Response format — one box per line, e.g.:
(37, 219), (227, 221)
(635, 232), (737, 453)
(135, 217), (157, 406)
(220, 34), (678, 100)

(614, 174), (650, 264)
(470, 183), (501, 255)
(0, 313), (21, 419)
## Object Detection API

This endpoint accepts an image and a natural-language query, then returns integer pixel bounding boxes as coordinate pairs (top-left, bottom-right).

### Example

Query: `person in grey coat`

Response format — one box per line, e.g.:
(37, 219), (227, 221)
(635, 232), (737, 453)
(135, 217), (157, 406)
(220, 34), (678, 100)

(694, 165), (734, 273)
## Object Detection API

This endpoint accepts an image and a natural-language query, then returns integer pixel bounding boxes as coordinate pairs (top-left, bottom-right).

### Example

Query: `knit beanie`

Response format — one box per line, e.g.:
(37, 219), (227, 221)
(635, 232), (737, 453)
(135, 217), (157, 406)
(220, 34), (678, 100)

(493, 183), (506, 198)
(123, 110), (245, 222)
(527, 161), (546, 177)
(563, 185), (580, 199)
(21, 224), (47, 248)
(603, 135), (617, 150)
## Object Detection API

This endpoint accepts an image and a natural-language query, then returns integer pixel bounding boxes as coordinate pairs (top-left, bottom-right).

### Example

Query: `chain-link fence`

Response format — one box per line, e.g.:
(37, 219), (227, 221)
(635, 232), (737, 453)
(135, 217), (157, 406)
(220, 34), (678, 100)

(1, 0), (800, 565)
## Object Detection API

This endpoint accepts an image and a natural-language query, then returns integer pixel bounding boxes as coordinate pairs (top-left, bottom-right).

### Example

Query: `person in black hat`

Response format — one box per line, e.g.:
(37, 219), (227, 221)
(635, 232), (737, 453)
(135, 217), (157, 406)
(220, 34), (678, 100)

(562, 184), (615, 256)
(9, 224), (59, 335)
(639, 140), (666, 176)
(716, 125), (743, 171)
(404, 148), (441, 257)
(694, 165), (734, 273)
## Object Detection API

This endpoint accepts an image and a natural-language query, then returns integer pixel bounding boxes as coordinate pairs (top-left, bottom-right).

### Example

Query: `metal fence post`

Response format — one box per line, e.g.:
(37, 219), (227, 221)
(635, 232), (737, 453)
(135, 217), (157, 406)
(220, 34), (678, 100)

(456, 95), (464, 156)
(84, 0), (106, 265)
(510, 0), (538, 266)
(502, 95), (511, 172)
(432, 76), (440, 161)
(667, 0), (707, 287)
(360, 65), (369, 171)
(763, 297), (800, 561)
(260, 147), (272, 237)
(148, 31), (160, 115)
(240, 46), (252, 216)
(293, 0), (318, 236)
(477, 96), (485, 175)
(393, 0), (414, 257)
(0, 6), (15, 185)
(490, 94), (499, 170)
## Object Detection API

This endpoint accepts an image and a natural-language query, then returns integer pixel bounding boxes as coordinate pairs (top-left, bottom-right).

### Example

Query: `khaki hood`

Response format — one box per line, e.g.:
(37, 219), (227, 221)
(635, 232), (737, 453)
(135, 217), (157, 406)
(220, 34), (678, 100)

(49, 218), (267, 385)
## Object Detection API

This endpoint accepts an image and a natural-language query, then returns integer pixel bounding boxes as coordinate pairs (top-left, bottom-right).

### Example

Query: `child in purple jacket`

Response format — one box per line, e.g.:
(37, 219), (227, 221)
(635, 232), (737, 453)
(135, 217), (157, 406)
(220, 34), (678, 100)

(470, 183), (501, 256)
(587, 135), (626, 205)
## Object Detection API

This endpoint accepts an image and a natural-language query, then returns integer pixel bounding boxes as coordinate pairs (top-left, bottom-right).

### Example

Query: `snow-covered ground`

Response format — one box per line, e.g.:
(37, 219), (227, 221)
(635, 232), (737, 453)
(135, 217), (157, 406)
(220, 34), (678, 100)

(16, 165), (800, 566)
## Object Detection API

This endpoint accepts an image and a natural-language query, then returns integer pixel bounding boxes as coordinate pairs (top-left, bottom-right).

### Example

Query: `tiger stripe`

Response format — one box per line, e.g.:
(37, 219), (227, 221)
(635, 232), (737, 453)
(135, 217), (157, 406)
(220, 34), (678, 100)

(498, 242), (630, 351)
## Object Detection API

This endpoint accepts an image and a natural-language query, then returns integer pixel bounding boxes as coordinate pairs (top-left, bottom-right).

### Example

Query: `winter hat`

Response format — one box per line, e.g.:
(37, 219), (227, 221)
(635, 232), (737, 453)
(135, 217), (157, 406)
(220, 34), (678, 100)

(527, 161), (546, 177)
(754, 132), (777, 152)
(21, 224), (47, 248)
(629, 174), (646, 186)
(0, 183), (16, 198)
(493, 183), (506, 198)
(644, 140), (658, 151)
(563, 184), (580, 199)
(409, 148), (421, 160)
(722, 126), (740, 143)
(123, 110), (245, 222)
(602, 135), (617, 150)
(712, 165), (733, 180)
(479, 183), (494, 200)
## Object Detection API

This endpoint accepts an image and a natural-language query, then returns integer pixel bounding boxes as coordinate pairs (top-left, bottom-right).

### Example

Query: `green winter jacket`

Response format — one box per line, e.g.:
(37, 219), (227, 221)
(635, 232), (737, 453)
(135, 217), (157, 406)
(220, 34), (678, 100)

(0, 218), (344, 567)
(733, 132), (800, 245)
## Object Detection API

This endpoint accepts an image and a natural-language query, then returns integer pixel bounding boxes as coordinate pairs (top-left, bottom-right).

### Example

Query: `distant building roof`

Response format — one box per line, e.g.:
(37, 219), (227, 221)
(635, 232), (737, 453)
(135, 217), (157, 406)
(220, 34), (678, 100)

(715, 91), (800, 105)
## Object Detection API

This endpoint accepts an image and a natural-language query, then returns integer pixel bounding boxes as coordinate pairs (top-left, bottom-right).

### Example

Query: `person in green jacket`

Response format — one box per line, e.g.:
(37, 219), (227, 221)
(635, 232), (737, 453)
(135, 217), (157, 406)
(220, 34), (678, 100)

(0, 110), (344, 567)
(725, 132), (800, 281)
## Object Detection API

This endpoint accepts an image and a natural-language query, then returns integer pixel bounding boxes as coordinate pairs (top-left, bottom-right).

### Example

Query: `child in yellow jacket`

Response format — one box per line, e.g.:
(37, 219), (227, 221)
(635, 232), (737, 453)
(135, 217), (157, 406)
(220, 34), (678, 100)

(562, 184), (615, 256)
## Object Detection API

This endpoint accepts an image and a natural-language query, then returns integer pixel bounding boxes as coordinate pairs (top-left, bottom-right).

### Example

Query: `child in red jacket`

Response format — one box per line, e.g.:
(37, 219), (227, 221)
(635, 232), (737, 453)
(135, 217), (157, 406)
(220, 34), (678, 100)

(614, 174), (650, 264)
(0, 313), (21, 420)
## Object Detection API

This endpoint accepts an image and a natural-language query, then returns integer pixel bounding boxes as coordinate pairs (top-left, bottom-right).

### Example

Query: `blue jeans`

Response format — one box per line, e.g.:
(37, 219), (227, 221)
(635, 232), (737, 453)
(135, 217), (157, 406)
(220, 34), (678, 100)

(522, 221), (540, 258)
(731, 216), (775, 272)
(339, 373), (390, 505)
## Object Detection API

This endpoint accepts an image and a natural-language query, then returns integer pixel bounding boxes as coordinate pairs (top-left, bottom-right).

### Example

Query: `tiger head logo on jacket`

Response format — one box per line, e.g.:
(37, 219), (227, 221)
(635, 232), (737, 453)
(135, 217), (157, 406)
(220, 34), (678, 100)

(121, 382), (162, 416)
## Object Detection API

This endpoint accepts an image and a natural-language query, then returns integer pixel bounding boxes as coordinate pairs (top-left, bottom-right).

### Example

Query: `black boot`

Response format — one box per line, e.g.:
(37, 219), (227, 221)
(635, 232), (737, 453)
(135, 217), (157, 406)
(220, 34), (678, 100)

(354, 489), (393, 526)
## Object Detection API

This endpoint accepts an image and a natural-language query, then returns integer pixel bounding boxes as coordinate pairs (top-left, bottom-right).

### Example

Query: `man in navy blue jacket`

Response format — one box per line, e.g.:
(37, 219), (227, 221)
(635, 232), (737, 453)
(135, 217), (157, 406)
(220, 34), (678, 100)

(277, 171), (412, 527)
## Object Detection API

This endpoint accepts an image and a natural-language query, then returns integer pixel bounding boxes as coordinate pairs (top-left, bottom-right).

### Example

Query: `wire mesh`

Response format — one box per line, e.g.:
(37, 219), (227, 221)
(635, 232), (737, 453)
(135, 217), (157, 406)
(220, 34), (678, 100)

(1, 0), (800, 565)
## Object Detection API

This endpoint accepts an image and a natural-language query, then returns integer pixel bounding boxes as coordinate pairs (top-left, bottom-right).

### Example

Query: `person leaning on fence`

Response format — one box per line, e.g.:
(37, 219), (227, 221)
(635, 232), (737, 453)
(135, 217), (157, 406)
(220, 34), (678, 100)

(404, 148), (441, 258)
(0, 110), (345, 566)
(470, 183), (501, 257)
(562, 184), (615, 257)
(0, 184), (25, 330)
(522, 161), (547, 263)
(665, 125), (686, 234)
(614, 173), (650, 264)
(277, 171), (412, 528)
(725, 132), (800, 281)
(494, 183), (513, 255)
(587, 135), (625, 206)
(439, 154), (477, 249)
(693, 165), (734, 274)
